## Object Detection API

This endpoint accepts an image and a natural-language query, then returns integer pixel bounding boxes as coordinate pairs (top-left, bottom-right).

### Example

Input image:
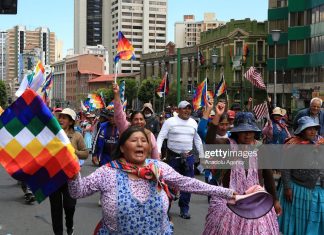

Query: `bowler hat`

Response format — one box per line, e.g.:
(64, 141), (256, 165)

(227, 185), (274, 219)
(230, 112), (261, 133)
(294, 116), (320, 135)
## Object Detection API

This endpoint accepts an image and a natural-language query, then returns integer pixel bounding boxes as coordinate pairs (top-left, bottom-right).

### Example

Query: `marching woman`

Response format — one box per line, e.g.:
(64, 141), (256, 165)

(113, 83), (160, 159)
(262, 107), (291, 144)
(68, 126), (237, 234)
(203, 109), (281, 235)
(50, 108), (88, 235)
(279, 116), (324, 235)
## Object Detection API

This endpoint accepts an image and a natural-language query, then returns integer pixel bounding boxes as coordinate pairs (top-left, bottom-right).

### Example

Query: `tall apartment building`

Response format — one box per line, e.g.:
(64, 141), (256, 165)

(52, 59), (66, 107)
(267, 0), (324, 111)
(0, 31), (7, 81)
(74, 0), (168, 74)
(175, 13), (225, 48)
(5, 26), (55, 97)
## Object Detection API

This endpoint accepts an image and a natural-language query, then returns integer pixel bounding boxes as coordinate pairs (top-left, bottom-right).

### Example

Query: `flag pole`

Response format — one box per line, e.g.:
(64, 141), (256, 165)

(205, 78), (208, 102)
(114, 61), (119, 84)
(163, 72), (167, 111)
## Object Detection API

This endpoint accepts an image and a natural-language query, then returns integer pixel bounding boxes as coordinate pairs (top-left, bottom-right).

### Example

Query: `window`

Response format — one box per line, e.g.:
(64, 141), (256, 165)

(320, 5), (324, 22)
(256, 41), (264, 61)
(235, 41), (243, 56)
(290, 11), (304, 27)
(269, 19), (288, 32)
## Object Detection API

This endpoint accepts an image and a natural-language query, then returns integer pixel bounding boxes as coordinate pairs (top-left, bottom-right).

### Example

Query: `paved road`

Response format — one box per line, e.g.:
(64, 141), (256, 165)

(0, 161), (210, 235)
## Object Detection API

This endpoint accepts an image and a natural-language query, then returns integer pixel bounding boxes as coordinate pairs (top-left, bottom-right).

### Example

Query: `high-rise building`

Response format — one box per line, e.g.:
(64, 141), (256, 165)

(175, 13), (225, 48)
(74, 0), (168, 74)
(55, 38), (64, 61)
(267, 0), (324, 110)
(0, 31), (7, 81)
(5, 26), (55, 98)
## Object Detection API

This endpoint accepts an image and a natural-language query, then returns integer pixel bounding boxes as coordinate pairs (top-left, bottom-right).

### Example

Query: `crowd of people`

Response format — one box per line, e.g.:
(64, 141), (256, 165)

(17, 90), (323, 235)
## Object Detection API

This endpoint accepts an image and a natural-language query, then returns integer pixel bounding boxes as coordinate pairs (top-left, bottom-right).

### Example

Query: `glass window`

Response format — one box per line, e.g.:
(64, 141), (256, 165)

(257, 41), (264, 61)
(320, 5), (324, 22)
(235, 41), (243, 56)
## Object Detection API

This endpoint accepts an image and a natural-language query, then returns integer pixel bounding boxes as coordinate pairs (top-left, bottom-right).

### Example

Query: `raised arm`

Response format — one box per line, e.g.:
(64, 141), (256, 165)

(150, 132), (160, 160)
(113, 83), (130, 134)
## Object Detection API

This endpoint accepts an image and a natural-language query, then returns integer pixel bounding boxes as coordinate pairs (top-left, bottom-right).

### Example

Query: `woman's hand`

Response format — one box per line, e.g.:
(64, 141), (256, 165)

(215, 102), (225, 116)
(274, 200), (282, 216)
(227, 191), (238, 205)
(284, 188), (293, 202)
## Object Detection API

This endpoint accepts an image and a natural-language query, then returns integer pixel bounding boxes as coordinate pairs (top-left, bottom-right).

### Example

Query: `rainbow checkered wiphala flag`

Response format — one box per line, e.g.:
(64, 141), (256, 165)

(0, 89), (80, 203)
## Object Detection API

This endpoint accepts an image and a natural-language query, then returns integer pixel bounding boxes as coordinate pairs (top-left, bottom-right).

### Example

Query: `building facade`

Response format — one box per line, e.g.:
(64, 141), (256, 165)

(267, 0), (324, 111)
(199, 19), (268, 105)
(175, 13), (225, 48)
(83, 44), (109, 74)
(74, 0), (168, 74)
(0, 31), (7, 81)
(65, 54), (103, 108)
(5, 26), (55, 98)
(141, 42), (199, 100)
(141, 19), (268, 104)
(52, 59), (66, 108)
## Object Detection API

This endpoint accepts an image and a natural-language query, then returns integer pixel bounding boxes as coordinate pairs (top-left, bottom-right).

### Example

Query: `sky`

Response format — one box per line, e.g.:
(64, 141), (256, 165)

(0, 0), (268, 56)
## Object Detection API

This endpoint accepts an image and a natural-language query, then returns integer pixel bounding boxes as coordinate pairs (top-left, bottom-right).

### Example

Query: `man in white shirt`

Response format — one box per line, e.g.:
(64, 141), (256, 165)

(157, 100), (204, 219)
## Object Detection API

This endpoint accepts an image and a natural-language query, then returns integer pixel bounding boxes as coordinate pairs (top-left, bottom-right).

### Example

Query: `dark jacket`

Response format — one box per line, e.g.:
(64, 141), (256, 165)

(93, 121), (119, 165)
(293, 108), (324, 136)
(145, 115), (160, 138)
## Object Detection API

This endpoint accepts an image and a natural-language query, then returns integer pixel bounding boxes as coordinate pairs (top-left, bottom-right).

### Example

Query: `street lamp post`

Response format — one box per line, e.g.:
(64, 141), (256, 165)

(211, 51), (218, 92)
(271, 29), (281, 108)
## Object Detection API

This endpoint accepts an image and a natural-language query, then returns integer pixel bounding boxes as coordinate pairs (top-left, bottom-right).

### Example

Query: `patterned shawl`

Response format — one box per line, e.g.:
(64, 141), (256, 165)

(107, 159), (172, 199)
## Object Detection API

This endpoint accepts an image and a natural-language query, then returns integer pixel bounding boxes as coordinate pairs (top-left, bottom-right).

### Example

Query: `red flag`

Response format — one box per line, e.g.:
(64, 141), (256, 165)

(253, 102), (269, 120)
(244, 66), (266, 90)
(156, 72), (169, 97)
(198, 51), (205, 65)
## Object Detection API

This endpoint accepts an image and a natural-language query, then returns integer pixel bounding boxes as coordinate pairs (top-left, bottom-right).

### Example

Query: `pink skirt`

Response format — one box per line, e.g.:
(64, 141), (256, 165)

(202, 197), (279, 235)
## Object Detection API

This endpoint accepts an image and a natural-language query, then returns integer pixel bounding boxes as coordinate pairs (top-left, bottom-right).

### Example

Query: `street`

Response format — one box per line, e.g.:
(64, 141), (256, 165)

(0, 161), (209, 235)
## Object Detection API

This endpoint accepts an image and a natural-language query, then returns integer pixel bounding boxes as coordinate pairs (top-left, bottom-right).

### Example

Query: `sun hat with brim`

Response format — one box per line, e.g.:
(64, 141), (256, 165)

(230, 112), (261, 133)
(227, 189), (274, 219)
(294, 116), (320, 135)
(141, 103), (154, 114)
(178, 100), (192, 109)
(60, 108), (77, 121)
(271, 107), (283, 117)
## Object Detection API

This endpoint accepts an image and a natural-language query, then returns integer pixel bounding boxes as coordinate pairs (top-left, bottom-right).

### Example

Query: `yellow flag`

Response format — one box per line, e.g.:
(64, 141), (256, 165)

(0, 106), (4, 115)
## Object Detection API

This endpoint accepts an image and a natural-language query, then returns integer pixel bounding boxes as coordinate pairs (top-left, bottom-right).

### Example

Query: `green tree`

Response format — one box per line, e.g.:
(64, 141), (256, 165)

(0, 80), (8, 107)
(94, 87), (114, 105)
(165, 80), (186, 106)
(138, 78), (161, 103)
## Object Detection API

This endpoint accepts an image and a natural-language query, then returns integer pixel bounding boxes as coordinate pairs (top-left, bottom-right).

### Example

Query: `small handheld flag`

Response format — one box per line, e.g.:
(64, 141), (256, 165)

(114, 31), (136, 64)
(253, 102), (269, 120)
(156, 72), (169, 98)
(214, 74), (227, 97)
(244, 66), (266, 90)
(192, 79), (208, 110)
